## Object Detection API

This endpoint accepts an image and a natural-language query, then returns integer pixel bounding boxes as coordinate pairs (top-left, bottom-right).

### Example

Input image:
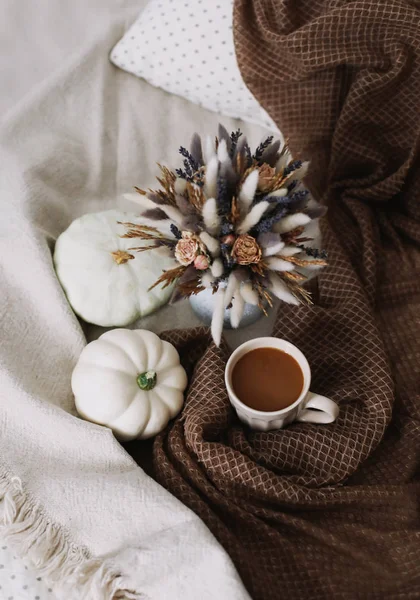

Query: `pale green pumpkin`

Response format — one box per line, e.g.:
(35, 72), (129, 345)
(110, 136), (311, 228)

(54, 209), (175, 327)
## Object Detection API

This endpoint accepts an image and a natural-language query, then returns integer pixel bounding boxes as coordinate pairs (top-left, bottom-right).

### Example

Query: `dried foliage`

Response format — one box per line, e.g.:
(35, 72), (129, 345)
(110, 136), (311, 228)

(156, 164), (177, 204)
(280, 255), (328, 268)
(186, 181), (205, 211)
(119, 222), (163, 239)
(149, 265), (186, 291)
(229, 196), (240, 226)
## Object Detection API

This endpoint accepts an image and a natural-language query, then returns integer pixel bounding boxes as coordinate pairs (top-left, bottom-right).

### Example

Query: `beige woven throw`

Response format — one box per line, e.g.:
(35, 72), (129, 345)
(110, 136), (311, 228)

(129, 1), (420, 598)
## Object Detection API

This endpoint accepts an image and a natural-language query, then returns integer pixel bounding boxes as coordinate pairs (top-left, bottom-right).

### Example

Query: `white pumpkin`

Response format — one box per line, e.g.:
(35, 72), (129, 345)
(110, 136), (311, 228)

(54, 210), (176, 327)
(72, 329), (188, 441)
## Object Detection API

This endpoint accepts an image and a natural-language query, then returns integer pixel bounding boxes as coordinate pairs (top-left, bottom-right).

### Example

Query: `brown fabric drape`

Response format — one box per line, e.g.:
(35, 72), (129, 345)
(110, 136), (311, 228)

(129, 1), (420, 598)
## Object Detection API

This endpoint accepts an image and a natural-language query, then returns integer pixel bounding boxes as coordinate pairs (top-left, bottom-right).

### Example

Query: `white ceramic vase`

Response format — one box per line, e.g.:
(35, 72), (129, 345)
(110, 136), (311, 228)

(189, 286), (263, 330)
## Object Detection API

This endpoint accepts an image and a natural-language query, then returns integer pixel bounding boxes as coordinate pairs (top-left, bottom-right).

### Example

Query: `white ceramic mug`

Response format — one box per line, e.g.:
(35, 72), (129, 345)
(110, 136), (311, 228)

(225, 337), (339, 432)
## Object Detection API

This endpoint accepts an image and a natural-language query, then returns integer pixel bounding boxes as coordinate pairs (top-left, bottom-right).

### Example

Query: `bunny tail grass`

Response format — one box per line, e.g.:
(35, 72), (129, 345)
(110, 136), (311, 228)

(211, 287), (225, 346)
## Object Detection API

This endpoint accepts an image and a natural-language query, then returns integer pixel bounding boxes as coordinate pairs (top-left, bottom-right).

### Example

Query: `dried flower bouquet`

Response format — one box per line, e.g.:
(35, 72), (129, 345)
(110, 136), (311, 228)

(122, 126), (327, 345)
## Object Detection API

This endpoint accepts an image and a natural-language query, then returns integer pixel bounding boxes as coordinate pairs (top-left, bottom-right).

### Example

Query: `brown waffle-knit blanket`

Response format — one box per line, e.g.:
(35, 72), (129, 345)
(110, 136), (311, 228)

(130, 1), (420, 597)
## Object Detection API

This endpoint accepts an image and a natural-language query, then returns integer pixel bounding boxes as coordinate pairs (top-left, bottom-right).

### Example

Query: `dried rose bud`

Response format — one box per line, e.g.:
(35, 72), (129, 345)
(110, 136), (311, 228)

(232, 234), (262, 265)
(258, 163), (276, 193)
(194, 254), (210, 270)
(221, 234), (236, 246)
(174, 233), (200, 266)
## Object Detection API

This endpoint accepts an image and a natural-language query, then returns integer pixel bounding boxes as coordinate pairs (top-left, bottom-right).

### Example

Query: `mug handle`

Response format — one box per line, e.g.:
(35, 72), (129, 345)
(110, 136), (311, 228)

(297, 392), (339, 424)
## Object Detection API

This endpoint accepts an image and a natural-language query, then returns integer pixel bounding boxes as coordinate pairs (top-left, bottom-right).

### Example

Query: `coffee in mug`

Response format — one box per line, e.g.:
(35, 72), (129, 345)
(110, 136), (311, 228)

(232, 347), (304, 412)
(225, 337), (340, 432)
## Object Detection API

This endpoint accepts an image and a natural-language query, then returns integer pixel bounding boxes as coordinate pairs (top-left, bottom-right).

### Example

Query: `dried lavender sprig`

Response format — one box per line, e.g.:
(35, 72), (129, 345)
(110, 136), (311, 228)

(288, 189), (309, 211)
(229, 129), (242, 157)
(175, 167), (187, 180)
(298, 245), (328, 259)
(175, 165), (194, 183)
(260, 139), (281, 166)
(179, 174), (204, 187)
(170, 224), (182, 239)
(179, 146), (199, 173)
(283, 159), (302, 177)
(220, 221), (234, 235)
(255, 205), (289, 233)
(254, 136), (273, 161)
(259, 194), (292, 206)
(183, 158), (194, 179)
(244, 142), (252, 167)
(290, 189), (308, 201)
(216, 176), (231, 215)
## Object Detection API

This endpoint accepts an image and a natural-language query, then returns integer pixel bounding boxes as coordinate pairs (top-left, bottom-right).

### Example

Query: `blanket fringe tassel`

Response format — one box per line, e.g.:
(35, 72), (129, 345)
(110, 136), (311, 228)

(0, 473), (141, 599)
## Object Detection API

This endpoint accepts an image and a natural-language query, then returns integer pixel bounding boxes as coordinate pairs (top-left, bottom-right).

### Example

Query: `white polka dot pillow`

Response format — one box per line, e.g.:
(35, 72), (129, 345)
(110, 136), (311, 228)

(110, 0), (278, 132)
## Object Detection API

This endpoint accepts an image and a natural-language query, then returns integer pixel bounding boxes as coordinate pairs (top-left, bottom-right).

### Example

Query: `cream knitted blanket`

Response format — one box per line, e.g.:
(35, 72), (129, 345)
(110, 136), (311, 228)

(0, 0), (272, 597)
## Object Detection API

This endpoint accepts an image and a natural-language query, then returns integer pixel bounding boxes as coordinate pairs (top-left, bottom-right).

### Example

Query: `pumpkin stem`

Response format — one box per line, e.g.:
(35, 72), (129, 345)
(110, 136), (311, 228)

(111, 250), (135, 265)
(137, 370), (157, 391)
